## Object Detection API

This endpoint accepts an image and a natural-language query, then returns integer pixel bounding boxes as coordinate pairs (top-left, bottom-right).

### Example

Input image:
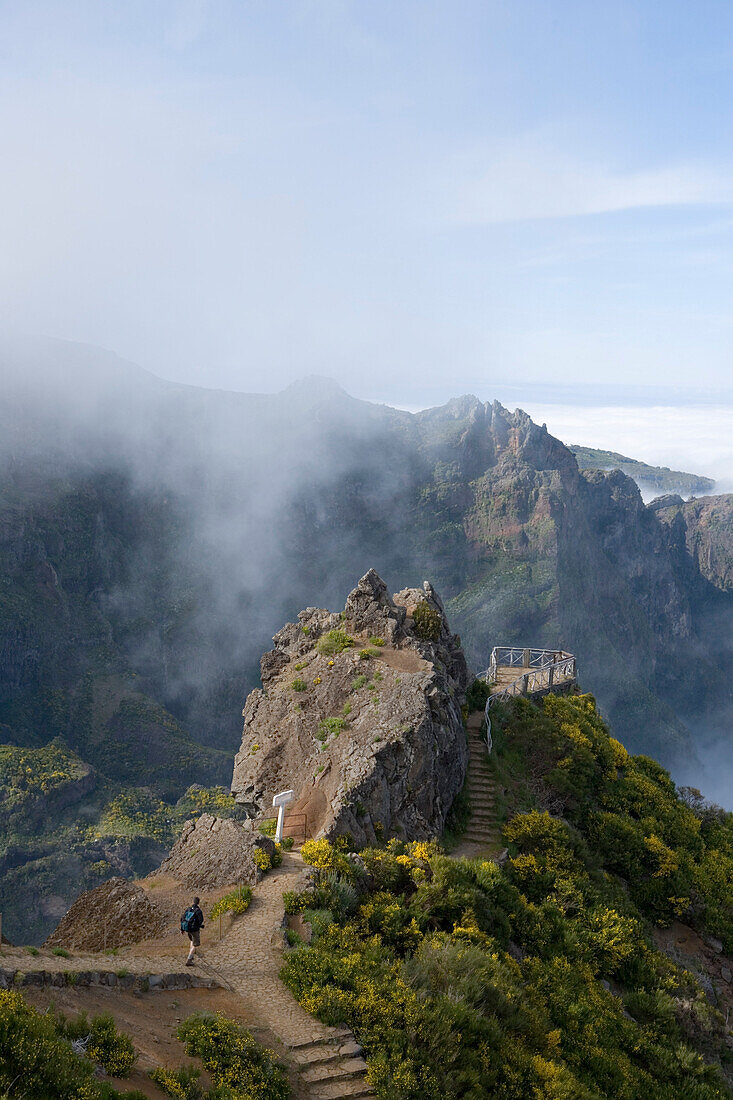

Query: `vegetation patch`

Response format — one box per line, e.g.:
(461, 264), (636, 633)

(281, 700), (733, 1099)
(465, 677), (491, 713)
(176, 1012), (290, 1099)
(210, 885), (253, 919)
(291, 678), (307, 692)
(0, 992), (140, 1099)
(412, 601), (442, 641)
(316, 629), (355, 656)
(316, 716), (347, 742)
(253, 848), (272, 872)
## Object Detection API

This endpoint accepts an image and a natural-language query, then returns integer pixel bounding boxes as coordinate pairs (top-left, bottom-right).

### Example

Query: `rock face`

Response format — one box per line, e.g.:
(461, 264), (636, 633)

(654, 494), (733, 592)
(157, 813), (276, 889)
(44, 877), (167, 951)
(231, 570), (470, 846)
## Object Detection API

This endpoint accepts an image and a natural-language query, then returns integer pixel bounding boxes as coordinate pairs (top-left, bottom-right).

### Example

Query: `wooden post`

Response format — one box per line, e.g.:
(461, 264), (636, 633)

(522, 673), (529, 695)
(523, 648), (530, 668)
(548, 666), (554, 689)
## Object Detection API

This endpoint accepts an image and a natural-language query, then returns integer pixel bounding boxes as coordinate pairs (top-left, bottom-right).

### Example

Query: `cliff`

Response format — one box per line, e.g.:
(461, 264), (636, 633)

(231, 571), (469, 845)
(654, 494), (733, 592)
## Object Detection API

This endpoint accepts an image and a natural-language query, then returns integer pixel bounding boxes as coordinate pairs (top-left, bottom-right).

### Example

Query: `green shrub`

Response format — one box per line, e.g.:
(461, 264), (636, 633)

(412, 602), (441, 641)
(316, 630), (355, 656)
(303, 908), (335, 940)
(55, 1008), (136, 1079)
(291, 678), (307, 692)
(316, 716), (347, 741)
(177, 1012), (290, 1099)
(149, 1064), (204, 1099)
(259, 817), (276, 836)
(0, 990), (98, 1098)
(465, 678), (491, 712)
(86, 1013), (137, 1077)
(283, 891), (308, 915)
(351, 674), (368, 690)
(210, 886), (253, 920)
(271, 843), (284, 867)
(52, 947), (71, 957)
(369, 636), (386, 647)
(281, 836), (295, 851)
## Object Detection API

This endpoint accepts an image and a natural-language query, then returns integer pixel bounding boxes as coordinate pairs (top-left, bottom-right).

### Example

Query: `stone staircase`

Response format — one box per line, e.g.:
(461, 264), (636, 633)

(288, 1027), (374, 1098)
(459, 713), (503, 852)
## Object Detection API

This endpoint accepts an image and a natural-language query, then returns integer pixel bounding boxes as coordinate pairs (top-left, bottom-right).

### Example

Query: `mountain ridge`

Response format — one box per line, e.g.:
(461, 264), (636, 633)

(2, 338), (733, 939)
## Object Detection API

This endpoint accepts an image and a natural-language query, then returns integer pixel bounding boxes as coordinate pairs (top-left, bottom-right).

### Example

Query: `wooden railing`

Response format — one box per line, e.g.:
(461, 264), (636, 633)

(480, 647), (577, 752)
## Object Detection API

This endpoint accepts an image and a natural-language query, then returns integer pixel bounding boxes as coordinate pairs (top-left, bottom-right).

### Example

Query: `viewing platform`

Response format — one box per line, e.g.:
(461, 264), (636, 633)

(480, 646), (577, 750)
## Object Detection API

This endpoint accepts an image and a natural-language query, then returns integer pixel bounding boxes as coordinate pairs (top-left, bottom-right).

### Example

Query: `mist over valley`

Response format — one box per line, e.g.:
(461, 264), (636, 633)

(2, 336), (733, 941)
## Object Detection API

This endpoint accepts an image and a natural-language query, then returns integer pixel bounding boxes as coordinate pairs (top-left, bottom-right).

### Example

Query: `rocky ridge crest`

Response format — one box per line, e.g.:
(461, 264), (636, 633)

(231, 570), (470, 846)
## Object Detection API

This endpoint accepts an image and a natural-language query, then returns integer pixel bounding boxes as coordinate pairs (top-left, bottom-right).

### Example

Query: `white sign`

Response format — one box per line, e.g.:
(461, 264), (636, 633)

(272, 789), (295, 808)
(272, 789), (295, 843)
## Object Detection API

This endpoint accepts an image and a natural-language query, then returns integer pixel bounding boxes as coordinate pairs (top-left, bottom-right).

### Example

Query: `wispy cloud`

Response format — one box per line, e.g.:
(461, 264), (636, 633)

(451, 140), (733, 224)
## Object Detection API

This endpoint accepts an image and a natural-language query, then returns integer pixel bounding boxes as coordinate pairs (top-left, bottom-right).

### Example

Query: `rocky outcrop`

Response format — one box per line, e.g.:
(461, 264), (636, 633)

(655, 494), (733, 592)
(44, 877), (167, 951)
(157, 813), (276, 889)
(231, 571), (470, 846)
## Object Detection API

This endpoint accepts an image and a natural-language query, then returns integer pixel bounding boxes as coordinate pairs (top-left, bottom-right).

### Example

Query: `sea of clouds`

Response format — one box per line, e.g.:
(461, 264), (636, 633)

(518, 402), (733, 498)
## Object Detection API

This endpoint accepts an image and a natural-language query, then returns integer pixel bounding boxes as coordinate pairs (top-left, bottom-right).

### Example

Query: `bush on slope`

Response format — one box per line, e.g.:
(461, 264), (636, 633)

(281, 696), (733, 1100)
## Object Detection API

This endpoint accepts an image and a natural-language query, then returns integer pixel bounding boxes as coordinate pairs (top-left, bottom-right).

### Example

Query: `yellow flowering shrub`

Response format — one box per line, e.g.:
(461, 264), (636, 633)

(210, 885), (253, 919)
(177, 1012), (289, 1099)
(253, 848), (272, 872)
(608, 738), (629, 767)
(301, 837), (351, 874)
(278, 692), (733, 1099)
(644, 834), (679, 877)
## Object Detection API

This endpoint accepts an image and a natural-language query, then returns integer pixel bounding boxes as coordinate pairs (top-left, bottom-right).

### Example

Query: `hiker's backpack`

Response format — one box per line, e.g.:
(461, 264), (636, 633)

(181, 907), (198, 933)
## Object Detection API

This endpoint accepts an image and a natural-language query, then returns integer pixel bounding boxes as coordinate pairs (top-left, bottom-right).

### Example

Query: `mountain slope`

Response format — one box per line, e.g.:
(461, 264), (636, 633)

(1, 338), (732, 938)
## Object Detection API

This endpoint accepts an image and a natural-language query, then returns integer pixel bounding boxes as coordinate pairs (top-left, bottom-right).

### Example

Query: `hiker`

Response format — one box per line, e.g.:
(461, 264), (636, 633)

(180, 897), (204, 965)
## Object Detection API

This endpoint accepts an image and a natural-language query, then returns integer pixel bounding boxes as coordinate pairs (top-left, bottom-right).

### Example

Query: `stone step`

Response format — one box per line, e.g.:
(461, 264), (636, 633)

(302, 1057), (369, 1084)
(310, 1079), (375, 1099)
(287, 1028), (351, 1051)
(292, 1039), (363, 1066)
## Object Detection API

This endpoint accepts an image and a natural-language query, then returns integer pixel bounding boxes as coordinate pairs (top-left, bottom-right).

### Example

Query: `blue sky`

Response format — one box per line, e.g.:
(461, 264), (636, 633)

(1, 0), (733, 404)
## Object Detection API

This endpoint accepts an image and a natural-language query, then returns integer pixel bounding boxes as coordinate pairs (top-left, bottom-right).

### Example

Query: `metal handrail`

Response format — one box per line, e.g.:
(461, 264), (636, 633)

(480, 647), (577, 753)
